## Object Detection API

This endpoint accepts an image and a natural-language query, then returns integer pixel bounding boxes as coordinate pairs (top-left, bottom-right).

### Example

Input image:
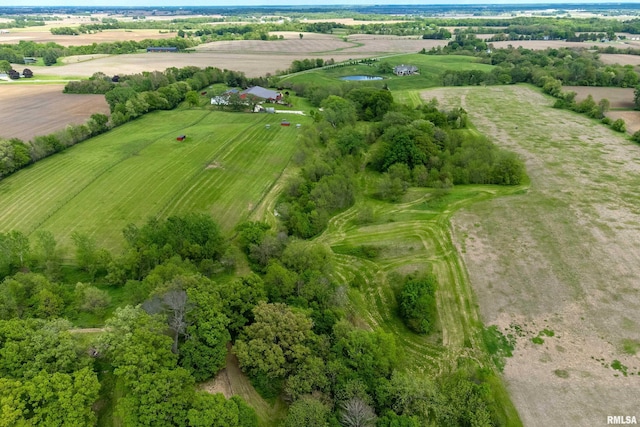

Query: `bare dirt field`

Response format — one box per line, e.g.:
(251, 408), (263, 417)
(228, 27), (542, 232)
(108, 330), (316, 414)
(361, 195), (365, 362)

(195, 33), (447, 56)
(606, 110), (640, 134)
(489, 40), (599, 50)
(422, 85), (640, 427)
(22, 33), (440, 79)
(0, 29), (177, 47)
(564, 85), (635, 109)
(0, 84), (109, 141)
(599, 53), (640, 67)
(1, 30), (446, 79)
(563, 86), (640, 133)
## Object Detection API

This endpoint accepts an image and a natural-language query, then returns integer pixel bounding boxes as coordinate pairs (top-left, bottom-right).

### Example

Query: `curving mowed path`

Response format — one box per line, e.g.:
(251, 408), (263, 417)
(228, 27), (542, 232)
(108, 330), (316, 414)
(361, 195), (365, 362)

(0, 110), (309, 251)
(315, 185), (522, 387)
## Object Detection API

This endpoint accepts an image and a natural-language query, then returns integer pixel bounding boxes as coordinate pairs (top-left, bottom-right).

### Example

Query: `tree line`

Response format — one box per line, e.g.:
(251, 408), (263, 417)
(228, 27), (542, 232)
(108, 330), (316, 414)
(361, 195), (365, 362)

(0, 64), (264, 183)
(431, 40), (639, 89)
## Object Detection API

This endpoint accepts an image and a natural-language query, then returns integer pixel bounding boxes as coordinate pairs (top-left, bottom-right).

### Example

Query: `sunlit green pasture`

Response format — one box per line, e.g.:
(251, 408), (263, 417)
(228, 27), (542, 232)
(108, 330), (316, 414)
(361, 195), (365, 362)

(279, 53), (494, 91)
(0, 109), (310, 251)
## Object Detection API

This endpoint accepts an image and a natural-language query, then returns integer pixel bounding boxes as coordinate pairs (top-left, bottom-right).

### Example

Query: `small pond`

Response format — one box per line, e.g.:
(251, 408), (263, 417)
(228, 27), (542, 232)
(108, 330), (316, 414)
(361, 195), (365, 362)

(340, 75), (383, 81)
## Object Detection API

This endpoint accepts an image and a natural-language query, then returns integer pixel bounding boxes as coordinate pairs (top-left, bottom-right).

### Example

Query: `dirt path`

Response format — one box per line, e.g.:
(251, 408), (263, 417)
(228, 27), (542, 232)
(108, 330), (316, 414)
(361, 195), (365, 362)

(68, 327), (106, 334)
(200, 350), (287, 425)
(424, 85), (640, 427)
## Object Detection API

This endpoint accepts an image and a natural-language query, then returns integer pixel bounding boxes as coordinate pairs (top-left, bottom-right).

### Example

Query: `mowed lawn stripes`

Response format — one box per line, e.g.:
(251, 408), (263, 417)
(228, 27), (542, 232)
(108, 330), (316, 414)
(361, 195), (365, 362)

(160, 115), (302, 230)
(0, 109), (309, 250)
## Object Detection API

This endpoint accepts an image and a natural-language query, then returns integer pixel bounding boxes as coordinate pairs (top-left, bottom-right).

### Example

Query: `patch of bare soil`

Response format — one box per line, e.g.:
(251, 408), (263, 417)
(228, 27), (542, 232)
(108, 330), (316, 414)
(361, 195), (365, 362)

(424, 85), (640, 426)
(345, 34), (448, 54)
(199, 368), (233, 399)
(599, 53), (640, 67)
(0, 84), (110, 141)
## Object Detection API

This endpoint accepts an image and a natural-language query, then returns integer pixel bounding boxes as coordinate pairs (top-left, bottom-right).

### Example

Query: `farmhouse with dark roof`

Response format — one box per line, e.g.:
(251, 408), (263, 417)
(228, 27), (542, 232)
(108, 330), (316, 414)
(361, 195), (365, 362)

(393, 64), (418, 76)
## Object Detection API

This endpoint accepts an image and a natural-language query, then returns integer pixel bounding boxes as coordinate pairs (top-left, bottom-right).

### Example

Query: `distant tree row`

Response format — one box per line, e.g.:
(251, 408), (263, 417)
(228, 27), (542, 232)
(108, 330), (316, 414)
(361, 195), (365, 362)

(368, 100), (524, 197)
(285, 58), (335, 74)
(431, 43), (640, 89)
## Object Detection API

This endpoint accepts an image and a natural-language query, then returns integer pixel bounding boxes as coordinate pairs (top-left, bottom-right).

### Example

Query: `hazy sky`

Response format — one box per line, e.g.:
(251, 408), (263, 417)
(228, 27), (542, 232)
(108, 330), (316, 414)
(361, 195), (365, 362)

(6, 0), (640, 6)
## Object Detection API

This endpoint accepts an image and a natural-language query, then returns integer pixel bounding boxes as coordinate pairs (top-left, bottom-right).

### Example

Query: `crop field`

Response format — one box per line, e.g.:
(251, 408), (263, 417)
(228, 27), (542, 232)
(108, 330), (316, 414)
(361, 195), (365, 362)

(490, 40), (602, 50)
(564, 86), (635, 109)
(600, 53), (640, 67)
(0, 84), (110, 141)
(0, 109), (309, 251)
(419, 85), (640, 427)
(23, 34), (449, 80)
(0, 29), (177, 47)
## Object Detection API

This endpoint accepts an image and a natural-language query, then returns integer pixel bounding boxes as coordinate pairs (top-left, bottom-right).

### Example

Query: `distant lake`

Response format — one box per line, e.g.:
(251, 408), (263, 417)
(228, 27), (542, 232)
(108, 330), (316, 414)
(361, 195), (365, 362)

(340, 75), (383, 81)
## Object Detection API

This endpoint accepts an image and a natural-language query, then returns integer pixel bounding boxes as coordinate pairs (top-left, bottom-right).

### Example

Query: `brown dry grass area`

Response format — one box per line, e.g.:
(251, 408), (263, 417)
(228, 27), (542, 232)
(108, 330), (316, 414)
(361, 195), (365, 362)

(423, 85), (640, 426)
(564, 86), (635, 109)
(0, 29), (176, 47)
(0, 84), (109, 141)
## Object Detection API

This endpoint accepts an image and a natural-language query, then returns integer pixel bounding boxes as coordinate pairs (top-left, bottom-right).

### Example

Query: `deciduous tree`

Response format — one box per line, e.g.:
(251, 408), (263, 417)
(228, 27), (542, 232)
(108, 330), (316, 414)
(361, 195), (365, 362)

(234, 301), (314, 379)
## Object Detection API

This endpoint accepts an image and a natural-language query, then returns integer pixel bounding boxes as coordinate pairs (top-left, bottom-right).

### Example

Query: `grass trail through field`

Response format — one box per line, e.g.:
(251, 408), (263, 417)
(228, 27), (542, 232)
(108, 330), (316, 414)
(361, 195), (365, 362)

(315, 184), (524, 381)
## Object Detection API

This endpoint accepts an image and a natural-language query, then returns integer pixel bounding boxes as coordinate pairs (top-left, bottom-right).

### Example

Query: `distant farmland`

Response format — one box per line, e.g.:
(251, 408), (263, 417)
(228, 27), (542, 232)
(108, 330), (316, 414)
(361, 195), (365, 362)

(0, 109), (309, 250)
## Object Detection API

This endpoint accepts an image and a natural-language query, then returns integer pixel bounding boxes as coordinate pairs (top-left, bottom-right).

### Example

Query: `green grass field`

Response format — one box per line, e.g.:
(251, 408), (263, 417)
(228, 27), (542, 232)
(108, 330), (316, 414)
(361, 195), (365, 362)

(0, 109), (310, 251)
(280, 54), (494, 91)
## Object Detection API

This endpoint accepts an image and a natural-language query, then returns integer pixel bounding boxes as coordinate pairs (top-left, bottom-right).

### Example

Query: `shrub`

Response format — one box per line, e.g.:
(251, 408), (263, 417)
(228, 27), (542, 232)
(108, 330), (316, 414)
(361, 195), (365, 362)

(398, 274), (437, 334)
(611, 118), (626, 133)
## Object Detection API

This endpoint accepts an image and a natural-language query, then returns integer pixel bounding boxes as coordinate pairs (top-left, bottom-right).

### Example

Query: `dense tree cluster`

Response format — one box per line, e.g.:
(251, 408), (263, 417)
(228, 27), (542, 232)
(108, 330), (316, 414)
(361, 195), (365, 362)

(398, 273), (438, 334)
(369, 102), (524, 192)
(434, 45), (639, 89)
(0, 319), (100, 425)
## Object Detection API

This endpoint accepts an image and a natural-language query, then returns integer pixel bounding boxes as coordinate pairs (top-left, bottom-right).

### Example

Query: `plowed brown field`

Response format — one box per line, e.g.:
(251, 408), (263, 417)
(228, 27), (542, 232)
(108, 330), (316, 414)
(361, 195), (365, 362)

(0, 84), (109, 141)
